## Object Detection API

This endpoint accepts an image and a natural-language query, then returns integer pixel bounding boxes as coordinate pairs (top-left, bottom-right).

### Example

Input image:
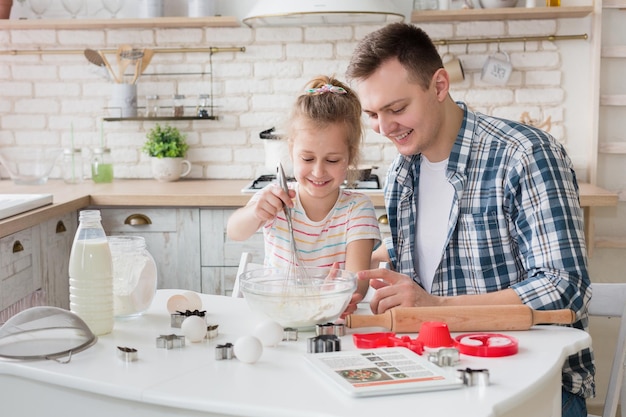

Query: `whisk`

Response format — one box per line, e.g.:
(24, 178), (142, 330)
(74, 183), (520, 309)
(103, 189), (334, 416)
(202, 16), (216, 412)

(277, 163), (309, 283)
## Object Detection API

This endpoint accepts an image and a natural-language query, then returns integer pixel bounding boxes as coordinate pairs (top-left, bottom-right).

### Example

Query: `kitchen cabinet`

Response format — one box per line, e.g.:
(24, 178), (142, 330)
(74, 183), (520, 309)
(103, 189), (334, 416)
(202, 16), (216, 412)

(98, 207), (201, 292)
(0, 225), (42, 320)
(200, 209), (264, 296)
(40, 212), (77, 310)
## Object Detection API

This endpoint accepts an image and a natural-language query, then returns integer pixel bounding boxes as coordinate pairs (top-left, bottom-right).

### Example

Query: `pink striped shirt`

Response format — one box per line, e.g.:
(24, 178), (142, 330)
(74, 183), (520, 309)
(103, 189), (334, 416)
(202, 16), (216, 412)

(258, 188), (381, 269)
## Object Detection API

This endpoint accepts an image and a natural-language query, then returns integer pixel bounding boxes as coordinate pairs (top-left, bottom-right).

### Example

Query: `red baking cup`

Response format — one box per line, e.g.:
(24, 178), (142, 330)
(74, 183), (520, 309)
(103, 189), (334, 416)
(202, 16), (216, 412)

(455, 333), (519, 357)
(416, 321), (455, 348)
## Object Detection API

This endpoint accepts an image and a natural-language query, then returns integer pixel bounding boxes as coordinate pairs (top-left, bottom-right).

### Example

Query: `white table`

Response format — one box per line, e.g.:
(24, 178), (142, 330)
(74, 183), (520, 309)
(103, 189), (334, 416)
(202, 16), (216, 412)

(0, 290), (591, 417)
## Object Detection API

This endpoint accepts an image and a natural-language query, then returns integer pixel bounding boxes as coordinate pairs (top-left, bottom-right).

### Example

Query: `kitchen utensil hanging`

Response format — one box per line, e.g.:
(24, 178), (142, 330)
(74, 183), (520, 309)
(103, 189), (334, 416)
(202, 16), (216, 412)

(0, 306), (97, 363)
(119, 48), (145, 84)
(116, 44), (134, 83)
(98, 50), (119, 83)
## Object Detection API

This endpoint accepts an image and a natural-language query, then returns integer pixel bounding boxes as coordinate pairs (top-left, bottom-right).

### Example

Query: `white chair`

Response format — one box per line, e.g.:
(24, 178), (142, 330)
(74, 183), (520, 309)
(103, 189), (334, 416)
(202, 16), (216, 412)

(232, 252), (263, 298)
(588, 283), (626, 417)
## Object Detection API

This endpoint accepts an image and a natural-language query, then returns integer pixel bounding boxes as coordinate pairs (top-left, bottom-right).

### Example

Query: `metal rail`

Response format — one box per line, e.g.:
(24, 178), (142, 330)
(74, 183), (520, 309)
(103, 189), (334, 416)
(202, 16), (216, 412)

(0, 46), (245, 56)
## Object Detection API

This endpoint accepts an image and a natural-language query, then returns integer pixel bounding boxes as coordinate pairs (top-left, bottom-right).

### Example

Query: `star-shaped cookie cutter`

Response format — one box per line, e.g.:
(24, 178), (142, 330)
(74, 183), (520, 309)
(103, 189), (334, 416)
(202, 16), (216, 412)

(117, 346), (138, 362)
(156, 334), (186, 349)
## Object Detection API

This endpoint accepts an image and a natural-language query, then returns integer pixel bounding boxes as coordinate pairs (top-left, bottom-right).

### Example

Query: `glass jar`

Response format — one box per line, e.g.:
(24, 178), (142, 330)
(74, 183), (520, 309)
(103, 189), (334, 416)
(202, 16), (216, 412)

(108, 236), (157, 318)
(62, 147), (84, 184)
(91, 147), (114, 183)
(173, 94), (185, 117)
(146, 95), (159, 118)
(197, 94), (210, 118)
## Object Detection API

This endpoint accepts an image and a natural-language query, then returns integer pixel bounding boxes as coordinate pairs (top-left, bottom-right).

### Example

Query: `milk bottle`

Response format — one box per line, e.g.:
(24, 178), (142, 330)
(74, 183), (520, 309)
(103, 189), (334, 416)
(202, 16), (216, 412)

(69, 210), (114, 335)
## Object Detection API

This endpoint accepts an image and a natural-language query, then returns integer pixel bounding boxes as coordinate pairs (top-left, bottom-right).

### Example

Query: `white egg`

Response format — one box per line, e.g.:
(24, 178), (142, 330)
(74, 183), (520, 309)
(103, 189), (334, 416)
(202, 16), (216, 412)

(234, 335), (263, 364)
(166, 294), (191, 314)
(181, 316), (207, 342)
(182, 291), (203, 311)
(253, 320), (284, 347)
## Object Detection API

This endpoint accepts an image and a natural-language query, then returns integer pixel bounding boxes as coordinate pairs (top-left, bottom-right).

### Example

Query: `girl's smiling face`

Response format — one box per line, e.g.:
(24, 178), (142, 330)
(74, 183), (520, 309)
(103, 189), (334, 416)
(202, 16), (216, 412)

(290, 119), (350, 205)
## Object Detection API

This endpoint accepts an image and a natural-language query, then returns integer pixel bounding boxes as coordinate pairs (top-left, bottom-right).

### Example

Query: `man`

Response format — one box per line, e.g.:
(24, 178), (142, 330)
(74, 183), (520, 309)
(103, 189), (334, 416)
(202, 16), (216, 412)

(346, 22), (593, 417)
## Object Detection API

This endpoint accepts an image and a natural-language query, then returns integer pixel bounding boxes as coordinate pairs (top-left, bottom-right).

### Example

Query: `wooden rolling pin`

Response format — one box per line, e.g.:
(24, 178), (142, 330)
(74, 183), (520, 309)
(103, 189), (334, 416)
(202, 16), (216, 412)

(345, 305), (576, 332)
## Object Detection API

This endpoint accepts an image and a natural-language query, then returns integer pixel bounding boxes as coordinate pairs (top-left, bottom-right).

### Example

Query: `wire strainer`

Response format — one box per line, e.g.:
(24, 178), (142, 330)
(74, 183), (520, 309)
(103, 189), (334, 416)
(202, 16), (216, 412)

(0, 306), (97, 363)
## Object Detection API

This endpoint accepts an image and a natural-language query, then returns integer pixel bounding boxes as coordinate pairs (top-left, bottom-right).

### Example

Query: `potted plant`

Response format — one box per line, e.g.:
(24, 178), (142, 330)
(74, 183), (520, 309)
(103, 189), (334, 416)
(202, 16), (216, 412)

(143, 124), (191, 182)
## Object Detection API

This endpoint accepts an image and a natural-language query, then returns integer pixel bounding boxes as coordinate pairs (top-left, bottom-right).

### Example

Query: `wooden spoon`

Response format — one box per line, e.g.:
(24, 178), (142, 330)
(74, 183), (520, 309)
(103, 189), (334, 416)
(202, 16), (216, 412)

(97, 50), (119, 83)
(139, 48), (155, 76)
(116, 44), (133, 83)
(131, 58), (142, 85)
(84, 48), (104, 68)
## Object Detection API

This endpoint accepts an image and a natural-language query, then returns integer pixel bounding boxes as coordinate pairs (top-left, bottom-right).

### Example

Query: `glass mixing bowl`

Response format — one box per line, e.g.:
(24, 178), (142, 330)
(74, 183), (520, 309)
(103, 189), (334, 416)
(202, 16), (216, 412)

(239, 266), (357, 330)
(0, 148), (63, 185)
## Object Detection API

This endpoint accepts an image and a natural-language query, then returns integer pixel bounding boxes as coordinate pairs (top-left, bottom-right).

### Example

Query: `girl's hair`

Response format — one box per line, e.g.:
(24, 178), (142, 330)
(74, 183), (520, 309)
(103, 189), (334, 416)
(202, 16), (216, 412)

(287, 75), (363, 171)
(346, 22), (443, 90)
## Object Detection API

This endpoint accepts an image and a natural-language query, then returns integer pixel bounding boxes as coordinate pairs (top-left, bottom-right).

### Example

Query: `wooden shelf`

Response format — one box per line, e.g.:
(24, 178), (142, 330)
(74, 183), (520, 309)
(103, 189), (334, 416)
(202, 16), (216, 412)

(103, 116), (218, 122)
(0, 16), (240, 30)
(410, 6), (593, 23)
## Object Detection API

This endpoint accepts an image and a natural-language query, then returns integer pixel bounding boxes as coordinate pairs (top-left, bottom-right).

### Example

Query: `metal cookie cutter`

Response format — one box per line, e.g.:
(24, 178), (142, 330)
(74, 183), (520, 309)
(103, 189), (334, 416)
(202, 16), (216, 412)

(283, 327), (298, 341)
(427, 348), (460, 367)
(117, 346), (138, 362)
(171, 310), (207, 328)
(205, 324), (219, 340)
(156, 334), (186, 350)
(308, 335), (341, 353)
(315, 322), (346, 337)
(457, 367), (490, 387)
(215, 343), (234, 360)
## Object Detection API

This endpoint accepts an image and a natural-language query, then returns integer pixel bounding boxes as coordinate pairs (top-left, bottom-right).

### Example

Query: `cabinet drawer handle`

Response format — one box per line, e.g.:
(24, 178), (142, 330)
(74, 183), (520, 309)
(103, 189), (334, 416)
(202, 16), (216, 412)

(377, 214), (388, 225)
(13, 240), (24, 253)
(124, 213), (152, 226)
(56, 220), (67, 233)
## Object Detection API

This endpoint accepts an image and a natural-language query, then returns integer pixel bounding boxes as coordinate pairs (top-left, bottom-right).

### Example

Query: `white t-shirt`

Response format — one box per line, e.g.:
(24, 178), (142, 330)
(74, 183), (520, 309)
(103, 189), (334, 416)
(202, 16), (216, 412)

(258, 188), (381, 269)
(415, 156), (454, 292)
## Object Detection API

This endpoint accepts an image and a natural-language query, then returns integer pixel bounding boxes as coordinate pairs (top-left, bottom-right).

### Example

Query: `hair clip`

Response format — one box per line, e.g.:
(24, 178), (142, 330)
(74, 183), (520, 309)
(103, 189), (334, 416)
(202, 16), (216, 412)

(306, 84), (347, 95)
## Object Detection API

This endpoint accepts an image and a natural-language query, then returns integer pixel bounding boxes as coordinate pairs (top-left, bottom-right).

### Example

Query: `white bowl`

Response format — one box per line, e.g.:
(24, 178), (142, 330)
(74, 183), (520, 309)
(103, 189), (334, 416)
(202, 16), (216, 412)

(478, 0), (519, 8)
(239, 266), (357, 330)
(0, 148), (63, 185)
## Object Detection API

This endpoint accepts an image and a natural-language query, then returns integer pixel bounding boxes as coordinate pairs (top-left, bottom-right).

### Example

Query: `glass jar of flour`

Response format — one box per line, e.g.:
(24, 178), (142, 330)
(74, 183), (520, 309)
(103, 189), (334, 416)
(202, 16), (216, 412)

(108, 236), (157, 318)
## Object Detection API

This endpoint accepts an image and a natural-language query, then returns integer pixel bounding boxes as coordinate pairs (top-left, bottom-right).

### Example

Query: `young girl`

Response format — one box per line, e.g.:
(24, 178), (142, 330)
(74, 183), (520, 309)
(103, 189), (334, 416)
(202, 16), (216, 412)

(227, 75), (381, 301)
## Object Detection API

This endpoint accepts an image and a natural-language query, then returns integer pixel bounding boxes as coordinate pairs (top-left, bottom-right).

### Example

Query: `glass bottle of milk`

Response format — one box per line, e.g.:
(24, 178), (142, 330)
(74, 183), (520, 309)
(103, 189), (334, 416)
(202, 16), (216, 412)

(69, 210), (114, 336)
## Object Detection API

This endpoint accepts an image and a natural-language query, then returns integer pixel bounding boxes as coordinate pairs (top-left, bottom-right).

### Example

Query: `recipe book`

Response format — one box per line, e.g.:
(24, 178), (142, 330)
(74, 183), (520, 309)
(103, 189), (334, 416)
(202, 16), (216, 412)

(304, 347), (463, 397)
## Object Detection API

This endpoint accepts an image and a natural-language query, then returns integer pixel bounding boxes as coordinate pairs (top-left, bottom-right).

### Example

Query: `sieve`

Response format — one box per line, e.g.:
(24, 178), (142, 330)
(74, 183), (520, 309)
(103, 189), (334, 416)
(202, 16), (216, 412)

(0, 306), (97, 363)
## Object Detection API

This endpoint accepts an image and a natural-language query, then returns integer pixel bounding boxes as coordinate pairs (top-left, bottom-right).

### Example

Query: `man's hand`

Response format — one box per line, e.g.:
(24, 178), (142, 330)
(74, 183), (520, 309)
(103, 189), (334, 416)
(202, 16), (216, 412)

(357, 268), (437, 314)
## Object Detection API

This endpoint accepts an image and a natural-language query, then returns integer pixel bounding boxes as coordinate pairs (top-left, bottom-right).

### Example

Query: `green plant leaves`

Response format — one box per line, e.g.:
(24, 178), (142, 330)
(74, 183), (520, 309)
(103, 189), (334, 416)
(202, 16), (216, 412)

(143, 123), (189, 158)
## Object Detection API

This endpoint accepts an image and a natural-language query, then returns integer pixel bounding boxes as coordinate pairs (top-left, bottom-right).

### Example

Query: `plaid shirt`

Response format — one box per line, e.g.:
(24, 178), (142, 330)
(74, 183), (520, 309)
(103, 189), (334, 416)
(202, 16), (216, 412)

(383, 102), (594, 398)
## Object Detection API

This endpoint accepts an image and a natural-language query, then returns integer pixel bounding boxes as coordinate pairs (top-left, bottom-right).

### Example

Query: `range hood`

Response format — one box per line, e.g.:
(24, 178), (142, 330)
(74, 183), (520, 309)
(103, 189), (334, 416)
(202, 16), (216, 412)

(243, 0), (405, 27)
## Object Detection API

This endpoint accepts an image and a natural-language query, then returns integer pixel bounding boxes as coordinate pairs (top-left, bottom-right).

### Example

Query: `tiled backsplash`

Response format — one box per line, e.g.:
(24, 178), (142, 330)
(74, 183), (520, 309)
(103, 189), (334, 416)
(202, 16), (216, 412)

(0, 16), (593, 181)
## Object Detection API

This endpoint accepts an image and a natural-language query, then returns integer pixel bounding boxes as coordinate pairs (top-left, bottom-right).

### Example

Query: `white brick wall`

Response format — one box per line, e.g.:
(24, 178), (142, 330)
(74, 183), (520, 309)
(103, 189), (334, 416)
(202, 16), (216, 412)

(0, 20), (592, 181)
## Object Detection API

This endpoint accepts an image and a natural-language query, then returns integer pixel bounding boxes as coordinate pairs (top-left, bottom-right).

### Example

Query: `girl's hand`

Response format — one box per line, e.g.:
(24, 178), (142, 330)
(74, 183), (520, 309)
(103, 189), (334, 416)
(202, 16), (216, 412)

(341, 291), (364, 318)
(252, 184), (295, 222)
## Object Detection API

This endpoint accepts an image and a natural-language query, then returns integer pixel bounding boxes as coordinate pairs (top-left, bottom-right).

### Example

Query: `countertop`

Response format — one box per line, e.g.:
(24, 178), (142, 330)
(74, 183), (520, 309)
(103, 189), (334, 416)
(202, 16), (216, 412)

(0, 179), (618, 239)
(0, 289), (593, 417)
